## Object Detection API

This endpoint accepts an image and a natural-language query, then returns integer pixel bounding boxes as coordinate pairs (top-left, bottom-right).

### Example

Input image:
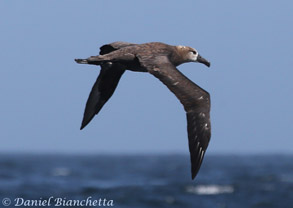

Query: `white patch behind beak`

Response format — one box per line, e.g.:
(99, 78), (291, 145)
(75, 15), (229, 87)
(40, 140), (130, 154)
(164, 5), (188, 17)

(189, 52), (198, 62)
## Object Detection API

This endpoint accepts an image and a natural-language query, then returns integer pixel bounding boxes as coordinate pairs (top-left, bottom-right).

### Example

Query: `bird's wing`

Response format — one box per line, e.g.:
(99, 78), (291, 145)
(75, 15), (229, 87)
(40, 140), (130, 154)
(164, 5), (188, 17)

(138, 56), (211, 179)
(100, 42), (136, 55)
(80, 63), (125, 129)
(80, 42), (135, 129)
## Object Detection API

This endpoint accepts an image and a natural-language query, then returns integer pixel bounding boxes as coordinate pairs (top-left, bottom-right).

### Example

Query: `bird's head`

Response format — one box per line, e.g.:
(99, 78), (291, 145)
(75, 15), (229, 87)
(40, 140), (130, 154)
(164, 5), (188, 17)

(176, 45), (210, 67)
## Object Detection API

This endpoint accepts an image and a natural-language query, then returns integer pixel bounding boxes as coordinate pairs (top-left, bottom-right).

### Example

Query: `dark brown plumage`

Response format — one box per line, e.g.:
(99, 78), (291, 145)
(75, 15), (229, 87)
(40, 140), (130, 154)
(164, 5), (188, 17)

(75, 42), (211, 180)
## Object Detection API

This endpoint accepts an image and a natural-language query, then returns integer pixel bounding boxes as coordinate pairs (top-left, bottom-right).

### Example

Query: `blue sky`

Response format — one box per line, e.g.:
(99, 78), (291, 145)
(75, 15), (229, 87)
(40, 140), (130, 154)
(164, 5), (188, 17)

(0, 1), (292, 154)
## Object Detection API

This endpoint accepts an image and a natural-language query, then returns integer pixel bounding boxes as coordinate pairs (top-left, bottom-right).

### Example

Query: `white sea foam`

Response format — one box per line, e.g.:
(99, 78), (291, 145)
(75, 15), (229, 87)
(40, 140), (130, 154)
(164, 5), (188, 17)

(280, 174), (293, 183)
(51, 167), (71, 176)
(186, 185), (234, 195)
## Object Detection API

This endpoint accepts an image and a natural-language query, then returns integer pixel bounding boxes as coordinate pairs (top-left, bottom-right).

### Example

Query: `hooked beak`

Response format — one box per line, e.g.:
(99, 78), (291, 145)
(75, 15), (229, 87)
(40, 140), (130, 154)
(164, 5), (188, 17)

(197, 54), (210, 67)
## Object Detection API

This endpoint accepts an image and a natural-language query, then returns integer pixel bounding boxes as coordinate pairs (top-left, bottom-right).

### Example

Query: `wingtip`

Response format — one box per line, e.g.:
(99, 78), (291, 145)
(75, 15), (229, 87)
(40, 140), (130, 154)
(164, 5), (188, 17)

(80, 119), (90, 130)
(191, 173), (196, 180)
(191, 161), (203, 180)
(80, 121), (86, 130)
(80, 124), (86, 130)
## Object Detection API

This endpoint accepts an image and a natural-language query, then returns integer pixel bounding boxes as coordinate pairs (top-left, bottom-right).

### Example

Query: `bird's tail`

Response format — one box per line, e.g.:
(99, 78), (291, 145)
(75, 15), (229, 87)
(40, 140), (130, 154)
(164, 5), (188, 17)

(75, 59), (89, 64)
(75, 56), (104, 65)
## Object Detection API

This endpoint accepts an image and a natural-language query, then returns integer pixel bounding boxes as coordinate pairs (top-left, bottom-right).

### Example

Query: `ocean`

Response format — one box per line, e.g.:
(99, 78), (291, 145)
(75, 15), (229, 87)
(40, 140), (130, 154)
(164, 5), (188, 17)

(0, 154), (292, 208)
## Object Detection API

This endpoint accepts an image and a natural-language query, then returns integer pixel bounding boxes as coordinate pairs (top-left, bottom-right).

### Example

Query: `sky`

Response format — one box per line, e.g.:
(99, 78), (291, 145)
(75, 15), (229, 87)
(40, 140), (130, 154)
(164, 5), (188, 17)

(0, 0), (292, 155)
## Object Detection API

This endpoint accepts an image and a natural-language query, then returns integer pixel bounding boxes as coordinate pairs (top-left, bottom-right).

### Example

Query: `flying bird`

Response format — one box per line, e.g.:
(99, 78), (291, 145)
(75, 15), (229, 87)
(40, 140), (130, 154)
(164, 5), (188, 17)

(75, 42), (211, 179)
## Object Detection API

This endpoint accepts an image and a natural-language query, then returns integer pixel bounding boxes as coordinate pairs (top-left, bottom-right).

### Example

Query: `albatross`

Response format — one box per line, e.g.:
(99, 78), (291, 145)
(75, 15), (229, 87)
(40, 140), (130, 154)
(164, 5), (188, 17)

(75, 42), (211, 180)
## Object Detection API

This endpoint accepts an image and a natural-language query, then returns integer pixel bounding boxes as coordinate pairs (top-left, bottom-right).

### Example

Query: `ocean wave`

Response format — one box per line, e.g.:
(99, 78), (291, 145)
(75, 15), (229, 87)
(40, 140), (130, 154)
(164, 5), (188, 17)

(186, 184), (234, 195)
(280, 174), (293, 183)
(51, 167), (71, 177)
(82, 179), (168, 191)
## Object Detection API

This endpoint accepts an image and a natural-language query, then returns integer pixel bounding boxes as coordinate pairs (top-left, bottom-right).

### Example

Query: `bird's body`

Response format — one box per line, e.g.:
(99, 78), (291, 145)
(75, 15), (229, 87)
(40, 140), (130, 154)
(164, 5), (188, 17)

(75, 42), (211, 179)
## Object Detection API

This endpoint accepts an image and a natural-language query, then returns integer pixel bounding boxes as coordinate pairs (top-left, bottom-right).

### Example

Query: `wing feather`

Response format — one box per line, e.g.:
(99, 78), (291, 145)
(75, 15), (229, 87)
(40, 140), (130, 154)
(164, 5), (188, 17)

(80, 42), (135, 129)
(80, 64), (125, 129)
(139, 56), (211, 179)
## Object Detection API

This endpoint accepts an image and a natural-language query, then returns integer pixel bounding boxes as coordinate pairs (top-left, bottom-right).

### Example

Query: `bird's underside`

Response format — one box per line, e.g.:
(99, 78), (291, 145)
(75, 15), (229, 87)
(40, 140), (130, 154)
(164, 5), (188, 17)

(75, 42), (211, 179)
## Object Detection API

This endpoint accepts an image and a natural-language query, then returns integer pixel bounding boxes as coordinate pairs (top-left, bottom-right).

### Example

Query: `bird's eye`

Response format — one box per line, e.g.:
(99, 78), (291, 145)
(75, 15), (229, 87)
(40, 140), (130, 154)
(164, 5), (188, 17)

(191, 51), (197, 55)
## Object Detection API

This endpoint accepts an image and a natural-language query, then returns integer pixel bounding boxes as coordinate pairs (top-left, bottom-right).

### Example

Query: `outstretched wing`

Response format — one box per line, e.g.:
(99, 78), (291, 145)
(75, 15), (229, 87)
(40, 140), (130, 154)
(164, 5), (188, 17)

(139, 56), (211, 179)
(80, 64), (125, 129)
(80, 42), (135, 129)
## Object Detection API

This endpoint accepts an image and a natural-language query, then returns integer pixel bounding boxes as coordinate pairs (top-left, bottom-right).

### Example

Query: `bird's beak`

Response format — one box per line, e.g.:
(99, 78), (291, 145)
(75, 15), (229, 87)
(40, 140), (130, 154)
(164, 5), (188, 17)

(197, 54), (210, 67)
